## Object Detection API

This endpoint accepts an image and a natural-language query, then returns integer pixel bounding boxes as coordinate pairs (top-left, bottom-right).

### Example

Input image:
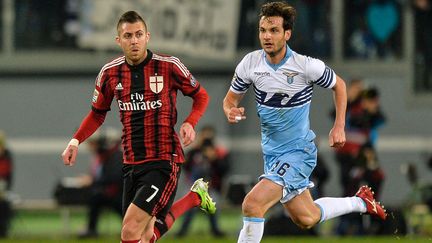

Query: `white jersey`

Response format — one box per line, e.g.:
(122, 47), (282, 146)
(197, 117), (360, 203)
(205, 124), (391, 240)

(230, 46), (336, 156)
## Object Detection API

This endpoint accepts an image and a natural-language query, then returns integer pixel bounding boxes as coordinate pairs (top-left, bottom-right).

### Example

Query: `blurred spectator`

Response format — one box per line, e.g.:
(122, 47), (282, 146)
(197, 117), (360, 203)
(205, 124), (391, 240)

(78, 130), (123, 239)
(426, 155), (432, 211)
(330, 82), (387, 236)
(15, 0), (70, 49)
(336, 143), (386, 235)
(402, 159), (432, 235)
(428, 155), (432, 170)
(310, 151), (330, 199)
(335, 85), (386, 196)
(330, 79), (366, 197)
(0, 132), (12, 191)
(0, 131), (13, 238)
(176, 125), (230, 238)
(413, 0), (432, 91)
(366, 0), (400, 58)
(63, 0), (80, 47)
(350, 143), (385, 201)
(291, 0), (331, 58)
(345, 0), (402, 59)
(237, 0), (261, 49)
(350, 87), (387, 147)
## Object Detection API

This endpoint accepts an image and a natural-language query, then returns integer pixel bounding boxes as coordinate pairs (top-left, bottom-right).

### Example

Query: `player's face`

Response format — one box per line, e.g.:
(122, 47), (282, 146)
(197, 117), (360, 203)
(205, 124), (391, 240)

(116, 21), (150, 65)
(259, 16), (291, 58)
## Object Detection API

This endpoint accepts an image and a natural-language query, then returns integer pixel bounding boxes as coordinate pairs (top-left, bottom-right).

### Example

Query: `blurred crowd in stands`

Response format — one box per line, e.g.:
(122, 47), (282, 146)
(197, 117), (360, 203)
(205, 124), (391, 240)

(4, 0), (431, 90)
(0, 0), (409, 59)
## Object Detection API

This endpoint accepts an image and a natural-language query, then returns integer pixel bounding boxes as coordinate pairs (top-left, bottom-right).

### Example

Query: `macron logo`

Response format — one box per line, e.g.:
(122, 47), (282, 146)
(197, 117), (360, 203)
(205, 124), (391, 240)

(115, 83), (123, 90)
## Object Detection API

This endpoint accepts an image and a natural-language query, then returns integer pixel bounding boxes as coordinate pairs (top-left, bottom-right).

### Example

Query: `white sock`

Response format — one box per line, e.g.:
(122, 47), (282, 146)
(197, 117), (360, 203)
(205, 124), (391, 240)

(237, 217), (265, 243)
(314, 196), (366, 222)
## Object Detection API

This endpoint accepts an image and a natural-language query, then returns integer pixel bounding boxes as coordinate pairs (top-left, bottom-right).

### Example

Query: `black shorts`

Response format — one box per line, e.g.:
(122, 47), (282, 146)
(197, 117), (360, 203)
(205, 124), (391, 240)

(122, 160), (181, 219)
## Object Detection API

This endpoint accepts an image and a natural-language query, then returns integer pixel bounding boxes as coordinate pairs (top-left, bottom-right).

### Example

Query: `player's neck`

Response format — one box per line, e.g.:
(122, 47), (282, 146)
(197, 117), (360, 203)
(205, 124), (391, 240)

(126, 50), (148, 66)
(265, 46), (286, 65)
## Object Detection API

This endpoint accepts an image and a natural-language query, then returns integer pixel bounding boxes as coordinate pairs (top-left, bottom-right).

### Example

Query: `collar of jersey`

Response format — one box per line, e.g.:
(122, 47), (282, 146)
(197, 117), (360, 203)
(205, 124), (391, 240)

(126, 49), (153, 69)
(263, 45), (292, 71)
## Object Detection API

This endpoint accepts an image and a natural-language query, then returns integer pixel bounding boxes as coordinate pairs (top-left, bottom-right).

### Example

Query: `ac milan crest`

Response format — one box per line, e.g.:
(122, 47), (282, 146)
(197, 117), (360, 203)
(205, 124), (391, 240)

(149, 75), (164, 94)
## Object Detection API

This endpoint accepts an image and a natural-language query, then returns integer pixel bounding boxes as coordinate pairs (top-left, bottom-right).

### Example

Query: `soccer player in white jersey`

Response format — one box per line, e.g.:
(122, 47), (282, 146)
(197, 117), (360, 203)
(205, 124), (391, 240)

(223, 2), (387, 242)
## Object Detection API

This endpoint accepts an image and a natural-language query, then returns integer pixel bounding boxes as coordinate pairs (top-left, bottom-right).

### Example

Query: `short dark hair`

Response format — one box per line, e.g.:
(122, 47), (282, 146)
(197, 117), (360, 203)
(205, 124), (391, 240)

(259, 1), (296, 31)
(117, 11), (147, 32)
(362, 87), (380, 99)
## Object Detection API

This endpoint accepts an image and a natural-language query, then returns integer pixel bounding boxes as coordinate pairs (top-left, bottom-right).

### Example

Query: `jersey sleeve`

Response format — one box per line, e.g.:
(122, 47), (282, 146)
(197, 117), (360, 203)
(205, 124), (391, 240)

(306, 57), (336, 89)
(171, 57), (201, 97)
(230, 54), (252, 94)
(92, 69), (114, 112)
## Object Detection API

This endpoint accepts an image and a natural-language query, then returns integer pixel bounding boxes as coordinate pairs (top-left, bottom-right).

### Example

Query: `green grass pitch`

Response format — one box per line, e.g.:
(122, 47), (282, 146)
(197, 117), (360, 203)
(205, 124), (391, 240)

(0, 208), (429, 243)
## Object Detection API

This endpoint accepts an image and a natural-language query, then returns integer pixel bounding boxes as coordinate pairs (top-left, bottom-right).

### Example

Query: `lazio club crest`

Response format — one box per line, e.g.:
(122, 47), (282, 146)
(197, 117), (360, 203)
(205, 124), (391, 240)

(149, 75), (164, 94)
(283, 72), (298, 84)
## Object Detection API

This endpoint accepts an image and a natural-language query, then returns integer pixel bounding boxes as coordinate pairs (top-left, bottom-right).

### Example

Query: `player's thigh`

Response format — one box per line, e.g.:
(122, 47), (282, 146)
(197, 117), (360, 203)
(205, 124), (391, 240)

(122, 164), (137, 216)
(142, 216), (156, 241)
(244, 178), (283, 215)
(123, 202), (152, 227)
(132, 161), (180, 219)
(261, 139), (317, 204)
(282, 189), (320, 221)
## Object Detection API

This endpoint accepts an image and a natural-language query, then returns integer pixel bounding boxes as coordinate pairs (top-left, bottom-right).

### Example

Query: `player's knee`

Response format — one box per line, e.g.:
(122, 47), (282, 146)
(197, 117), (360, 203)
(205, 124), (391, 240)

(242, 195), (263, 217)
(291, 214), (320, 229)
(121, 219), (142, 239)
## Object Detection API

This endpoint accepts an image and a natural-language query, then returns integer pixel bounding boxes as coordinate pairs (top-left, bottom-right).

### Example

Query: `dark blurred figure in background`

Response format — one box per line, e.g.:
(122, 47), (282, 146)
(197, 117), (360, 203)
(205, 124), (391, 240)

(336, 143), (386, 235)
(331, 83), (387, 236)
(353, 143), (385, 200)
(331, 79), (365, 197)
(0, 131), (12, 191)
(345, 0), (401, 59)
(352, 88), (387, 148)
(346, 86), (387, 157)
(401, 155), (432, 236)
(413, 0), (432, 91)
(78, 131), (123, 239)
(310, 153), (330, 199)
(177, 125), (230, 237)
(0, 131), (13, 238)
(333, 84), (386, 197)
(426, 155), (432, 211)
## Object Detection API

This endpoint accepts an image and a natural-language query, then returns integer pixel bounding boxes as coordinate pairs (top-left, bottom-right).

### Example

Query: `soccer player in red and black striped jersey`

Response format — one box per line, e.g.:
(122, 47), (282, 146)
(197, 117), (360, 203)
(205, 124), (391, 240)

(62, 11), (214, 243)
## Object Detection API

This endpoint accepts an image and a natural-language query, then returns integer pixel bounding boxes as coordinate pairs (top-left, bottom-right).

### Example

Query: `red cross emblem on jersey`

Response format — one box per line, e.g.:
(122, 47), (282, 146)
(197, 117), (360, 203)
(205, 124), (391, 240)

(149, 75), (164, 94)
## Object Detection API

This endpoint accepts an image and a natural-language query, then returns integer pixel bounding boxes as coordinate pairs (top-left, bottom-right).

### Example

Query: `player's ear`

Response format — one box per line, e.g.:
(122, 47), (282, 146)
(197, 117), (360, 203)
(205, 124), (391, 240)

(285, 29), (291, 41)
(145, 31), (150, 43)
(115, 36), (121, 46)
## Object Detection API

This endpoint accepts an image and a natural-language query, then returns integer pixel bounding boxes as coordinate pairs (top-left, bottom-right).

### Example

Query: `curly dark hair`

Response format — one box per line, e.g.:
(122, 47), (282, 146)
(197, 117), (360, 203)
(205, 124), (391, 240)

(259, 1), (296, 30)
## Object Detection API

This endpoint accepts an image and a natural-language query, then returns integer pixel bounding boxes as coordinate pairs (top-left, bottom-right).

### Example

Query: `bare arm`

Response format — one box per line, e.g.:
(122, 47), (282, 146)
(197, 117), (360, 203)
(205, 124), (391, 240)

(223, 90), (246, 123)
(329, 75), (347, 148)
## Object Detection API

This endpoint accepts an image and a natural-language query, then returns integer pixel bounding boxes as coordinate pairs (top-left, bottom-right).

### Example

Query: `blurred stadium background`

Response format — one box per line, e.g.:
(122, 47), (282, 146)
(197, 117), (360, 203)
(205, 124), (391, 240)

(1, 0), (432, 242)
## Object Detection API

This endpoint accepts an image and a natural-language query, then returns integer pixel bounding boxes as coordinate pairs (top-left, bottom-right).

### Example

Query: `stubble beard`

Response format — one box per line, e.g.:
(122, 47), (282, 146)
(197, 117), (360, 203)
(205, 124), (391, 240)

(127, 49), (145, 65)
(265, 45), (284, 57)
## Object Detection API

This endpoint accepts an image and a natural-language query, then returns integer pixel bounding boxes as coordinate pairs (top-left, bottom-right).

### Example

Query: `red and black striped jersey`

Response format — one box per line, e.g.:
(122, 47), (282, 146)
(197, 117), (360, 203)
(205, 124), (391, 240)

(91, 50), (202, 164)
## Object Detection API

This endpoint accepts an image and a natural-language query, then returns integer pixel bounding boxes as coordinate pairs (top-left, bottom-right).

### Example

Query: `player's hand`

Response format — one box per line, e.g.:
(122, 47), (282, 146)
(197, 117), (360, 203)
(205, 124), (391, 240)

(226, 107), (246, 124)
(180, 122), (195, 147)
(62, 139), (79, 166)
(329, 126), (346, 148)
